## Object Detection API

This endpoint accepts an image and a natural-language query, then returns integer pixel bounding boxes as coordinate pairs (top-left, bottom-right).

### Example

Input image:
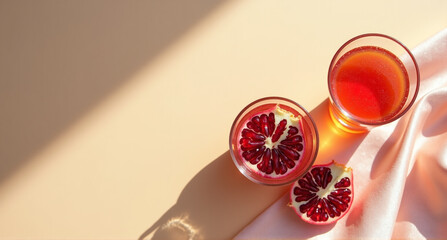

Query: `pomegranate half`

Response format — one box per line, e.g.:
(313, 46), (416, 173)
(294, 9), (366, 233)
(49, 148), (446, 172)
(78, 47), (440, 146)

(289, 160), (353, 225)
(229, 97), (319, 186)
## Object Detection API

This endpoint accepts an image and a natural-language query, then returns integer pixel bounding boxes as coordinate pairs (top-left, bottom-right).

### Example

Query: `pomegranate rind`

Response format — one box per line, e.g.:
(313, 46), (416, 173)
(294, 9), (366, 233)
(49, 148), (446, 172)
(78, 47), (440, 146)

(289, 160), (353, 225)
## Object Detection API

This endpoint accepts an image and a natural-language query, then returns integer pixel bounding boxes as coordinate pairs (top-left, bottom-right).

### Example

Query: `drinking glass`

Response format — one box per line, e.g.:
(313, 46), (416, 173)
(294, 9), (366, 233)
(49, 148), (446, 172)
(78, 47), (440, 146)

(328, 33), (420, 133)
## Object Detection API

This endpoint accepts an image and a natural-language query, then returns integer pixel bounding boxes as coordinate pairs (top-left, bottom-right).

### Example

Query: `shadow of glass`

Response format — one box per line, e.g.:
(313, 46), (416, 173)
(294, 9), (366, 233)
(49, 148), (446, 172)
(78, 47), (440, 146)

(0, 0), (226, 184)
(310, 99), (368, 166)
(140, 99), (368, 240)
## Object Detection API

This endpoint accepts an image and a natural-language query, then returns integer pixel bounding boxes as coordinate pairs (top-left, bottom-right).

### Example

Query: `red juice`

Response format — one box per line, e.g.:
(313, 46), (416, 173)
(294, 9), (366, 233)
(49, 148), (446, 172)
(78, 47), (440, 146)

(330, 46), (409, 122)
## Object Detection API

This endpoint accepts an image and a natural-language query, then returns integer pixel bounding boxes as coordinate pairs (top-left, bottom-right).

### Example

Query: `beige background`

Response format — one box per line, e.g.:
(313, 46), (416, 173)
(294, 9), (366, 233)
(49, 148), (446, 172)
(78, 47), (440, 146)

(0, 0), (446, 239)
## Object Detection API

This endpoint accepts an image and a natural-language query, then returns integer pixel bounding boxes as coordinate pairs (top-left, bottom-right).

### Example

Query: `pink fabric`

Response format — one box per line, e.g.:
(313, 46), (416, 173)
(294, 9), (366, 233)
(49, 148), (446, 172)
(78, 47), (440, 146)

(235, 29), (447, 240)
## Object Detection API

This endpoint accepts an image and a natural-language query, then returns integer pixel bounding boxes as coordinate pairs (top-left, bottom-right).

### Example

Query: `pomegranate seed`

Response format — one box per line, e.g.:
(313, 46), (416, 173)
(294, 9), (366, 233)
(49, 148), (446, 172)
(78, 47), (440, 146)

(276, 158), (288, 174)
(242, 146), (265, 164)
(278, 150), (296, 169)
(257, 148), (274, 174)
(268, 113), (275, 137)
(293, 186), (308, 195)
(332, 188), (351, 196)
(240, 109), (304, 175)
(247, 116), (261, 133)
(341, 196), (351, 204)
(311, 167), (322, 187)
(335, 177), (351, 188)
(294, 187), (316, 202)
(271, 119), (287, 142)
(298, 178), (319, 192)
(318, 200), (329, 222)
(263, 149), (273, 174)
(266, 160), (274, 174)
(260, 114), (270, 136)
(272, 149), (281, 174)
(323, 169), (333, 188)
(310, 199), (329, 222)
(287, 126), (299, 137)
(239, 138), (265, 151)
(304, 172), (318, 189)
(321, 198), (337, 218)
(327, 195), (348, 211)
(309, 206), (319, 220)
(280, 135), (303, 146)
(299, 196), (318, 214)
(278, 145), (300, 160)
(241, 129), (266, 141)
(295, 144), (304, 152)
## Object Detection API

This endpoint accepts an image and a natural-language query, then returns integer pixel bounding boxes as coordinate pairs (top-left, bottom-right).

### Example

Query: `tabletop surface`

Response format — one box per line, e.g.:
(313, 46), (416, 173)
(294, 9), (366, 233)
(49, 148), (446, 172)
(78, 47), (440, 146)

(1, 1), (446, 239)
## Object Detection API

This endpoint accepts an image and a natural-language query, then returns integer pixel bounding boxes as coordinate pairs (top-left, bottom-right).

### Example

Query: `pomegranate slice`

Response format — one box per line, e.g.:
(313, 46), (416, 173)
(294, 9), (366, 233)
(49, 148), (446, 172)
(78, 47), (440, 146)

(238, 106), (304, 177)
(289, 160), (353, 225)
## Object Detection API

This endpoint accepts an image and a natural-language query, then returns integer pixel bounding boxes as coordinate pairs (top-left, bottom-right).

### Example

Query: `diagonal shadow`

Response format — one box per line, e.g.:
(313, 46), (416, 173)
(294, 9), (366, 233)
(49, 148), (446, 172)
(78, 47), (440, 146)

(139, 150), (290, 240)
(0, 0), (227, 184)
(139, 99), (367, 240)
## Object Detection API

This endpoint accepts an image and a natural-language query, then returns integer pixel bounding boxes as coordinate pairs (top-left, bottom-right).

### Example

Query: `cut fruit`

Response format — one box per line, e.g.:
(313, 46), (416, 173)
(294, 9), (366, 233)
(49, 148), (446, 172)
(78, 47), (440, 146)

(289, 160), (353, 225)
(238, 105), (305, 178)
(230, 97), (319, 186)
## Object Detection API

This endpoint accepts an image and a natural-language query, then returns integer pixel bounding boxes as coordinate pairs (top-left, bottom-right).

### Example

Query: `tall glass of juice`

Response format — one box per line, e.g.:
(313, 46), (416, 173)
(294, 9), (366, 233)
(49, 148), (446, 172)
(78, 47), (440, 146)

(328, 33), (420, 133)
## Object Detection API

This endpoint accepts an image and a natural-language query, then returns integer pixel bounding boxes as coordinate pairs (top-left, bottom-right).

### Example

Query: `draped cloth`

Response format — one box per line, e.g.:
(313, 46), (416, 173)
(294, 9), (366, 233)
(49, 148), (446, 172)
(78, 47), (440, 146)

(235, 29), (447, 240)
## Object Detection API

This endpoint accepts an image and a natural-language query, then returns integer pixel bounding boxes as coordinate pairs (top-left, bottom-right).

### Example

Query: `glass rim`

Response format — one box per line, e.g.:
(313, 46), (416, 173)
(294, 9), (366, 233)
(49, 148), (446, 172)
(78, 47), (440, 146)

(327, 33), (421, 126)
(229, 96), (319, 186)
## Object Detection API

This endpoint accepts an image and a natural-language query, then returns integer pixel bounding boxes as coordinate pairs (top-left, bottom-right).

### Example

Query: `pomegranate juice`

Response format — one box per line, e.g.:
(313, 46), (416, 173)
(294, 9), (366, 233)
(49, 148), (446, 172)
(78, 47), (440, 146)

(330, 46), (409, 122)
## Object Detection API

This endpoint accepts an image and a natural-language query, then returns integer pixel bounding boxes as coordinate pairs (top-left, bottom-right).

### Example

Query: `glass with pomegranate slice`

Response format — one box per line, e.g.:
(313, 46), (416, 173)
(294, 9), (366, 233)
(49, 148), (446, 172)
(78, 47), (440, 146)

(229, 97), (319, 186)
(328, 33), (420, 133)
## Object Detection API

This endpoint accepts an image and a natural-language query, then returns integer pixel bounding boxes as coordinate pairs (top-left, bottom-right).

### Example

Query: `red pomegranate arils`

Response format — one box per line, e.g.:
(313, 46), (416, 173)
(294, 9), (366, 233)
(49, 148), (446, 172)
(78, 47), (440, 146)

(239, 138), (264, 151)
(304, 172), (318, 189)
(287, 126), (299, 136)
(259, 148), (272, 173)
(298, 177), (319, 192)
(241, 129), (266, 141)
(299, 195), (318, 214)
(247, 116), (261, 132)
(293, 187), (317, 202)
(271, 119), (287, 142)
(321, 198), (337, 218)
(268, 113), (275, 136)
(327, 195), (348, 211)
(335, 177), (351, 188)
(278, 150), (296, 168)
(271, 149), (280, 174)
(238, 106), (304, 176)
(280, 135), (303, 146)
(242, 146), (265, 164)
(260, 114), (269, 136)
(290, 161), (353, 225)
